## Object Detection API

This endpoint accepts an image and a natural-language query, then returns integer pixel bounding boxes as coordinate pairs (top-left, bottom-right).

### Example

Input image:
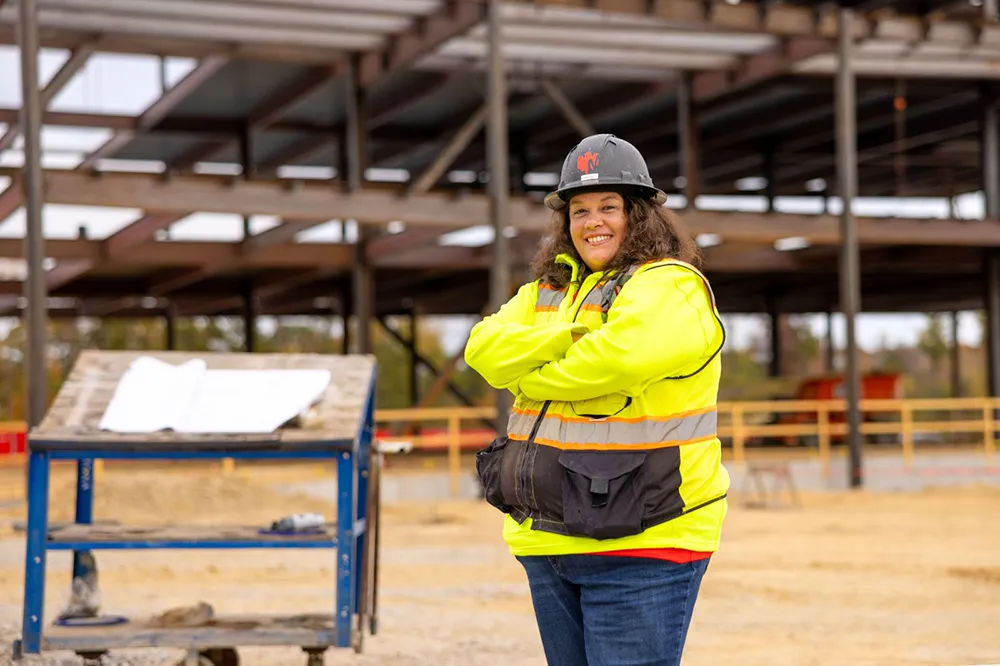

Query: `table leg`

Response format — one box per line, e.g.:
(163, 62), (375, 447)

(354, 440), (369, 617)
(72, 459), (94, 581)
(335, 450), (356, 649)
(21, 451), (50, 654)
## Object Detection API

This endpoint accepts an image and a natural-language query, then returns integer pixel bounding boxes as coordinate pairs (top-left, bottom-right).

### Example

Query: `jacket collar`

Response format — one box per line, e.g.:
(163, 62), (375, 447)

(554, 253), (580, 283)
(556, 252), (616, 286)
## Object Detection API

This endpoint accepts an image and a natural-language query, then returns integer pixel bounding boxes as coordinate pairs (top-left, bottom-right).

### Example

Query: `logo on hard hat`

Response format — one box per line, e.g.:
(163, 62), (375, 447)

(576, 151), (599, 174)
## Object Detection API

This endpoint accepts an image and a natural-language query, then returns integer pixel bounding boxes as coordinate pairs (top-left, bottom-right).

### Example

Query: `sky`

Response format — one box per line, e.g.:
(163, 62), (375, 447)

(0, 45), (990, 357)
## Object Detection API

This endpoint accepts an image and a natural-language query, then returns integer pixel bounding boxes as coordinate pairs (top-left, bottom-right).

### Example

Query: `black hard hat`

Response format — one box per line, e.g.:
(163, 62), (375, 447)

(544, 133), (667, 211)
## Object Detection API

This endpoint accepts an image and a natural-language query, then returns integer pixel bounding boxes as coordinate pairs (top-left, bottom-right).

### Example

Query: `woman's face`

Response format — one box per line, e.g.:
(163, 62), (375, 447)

(567, 191), (627, 272)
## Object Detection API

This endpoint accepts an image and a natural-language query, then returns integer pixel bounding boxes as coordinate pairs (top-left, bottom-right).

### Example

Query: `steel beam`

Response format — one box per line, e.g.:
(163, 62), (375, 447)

(836, 7), (863, 489)
(691, 36), (832, 103)
(78, 55), (228, 169)
(44, 260), (92, 291)
(18, 0), (46, 432)
(365, 226), (453, 259)
(9, 168), (1000, 247)
(0, 179), (21, 223)
(0, 43), (93, 153)
(408, 104), (487, 195)
(0, 5), (384, 51)
(0, 237), (358, 267)
(357, 0), (486, 86)
(528, 81), (673, 153)
(377, 317), (483, 412)
(257, 73), (464, 172)
(538, 79), (594, 138)
(0, 24), (350, 63)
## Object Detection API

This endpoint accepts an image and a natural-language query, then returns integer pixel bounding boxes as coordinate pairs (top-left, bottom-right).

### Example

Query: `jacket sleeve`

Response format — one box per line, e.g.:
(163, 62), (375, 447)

(516, 265), (725, 402)
(464, 282), (589, 392)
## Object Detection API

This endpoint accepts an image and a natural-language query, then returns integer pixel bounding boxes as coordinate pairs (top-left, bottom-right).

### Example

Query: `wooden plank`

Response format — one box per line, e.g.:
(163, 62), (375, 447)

(32, 350), (374, 448)
(43, 612), (338, 651)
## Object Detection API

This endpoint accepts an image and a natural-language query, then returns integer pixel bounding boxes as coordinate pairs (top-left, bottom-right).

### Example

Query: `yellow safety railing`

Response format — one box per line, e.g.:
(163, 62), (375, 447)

(374, 406), (497, 496)
(715, 397), (1000, 479)
(373, 397), (1000, 496)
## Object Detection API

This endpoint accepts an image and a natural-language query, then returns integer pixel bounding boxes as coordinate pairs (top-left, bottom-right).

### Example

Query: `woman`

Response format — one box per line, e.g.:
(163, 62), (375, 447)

(464, 133), (729, 666)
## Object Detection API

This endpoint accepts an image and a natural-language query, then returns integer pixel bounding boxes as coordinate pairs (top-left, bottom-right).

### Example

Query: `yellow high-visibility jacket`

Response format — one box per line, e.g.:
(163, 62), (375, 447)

(465, 253), (729, 557)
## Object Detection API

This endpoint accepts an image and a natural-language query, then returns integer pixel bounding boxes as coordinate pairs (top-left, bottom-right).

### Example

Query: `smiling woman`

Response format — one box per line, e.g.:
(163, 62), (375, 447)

(465, 134), (729, 666)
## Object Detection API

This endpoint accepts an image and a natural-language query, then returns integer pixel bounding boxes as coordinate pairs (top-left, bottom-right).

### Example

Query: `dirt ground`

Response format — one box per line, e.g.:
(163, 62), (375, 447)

(0, 460), (998, 666)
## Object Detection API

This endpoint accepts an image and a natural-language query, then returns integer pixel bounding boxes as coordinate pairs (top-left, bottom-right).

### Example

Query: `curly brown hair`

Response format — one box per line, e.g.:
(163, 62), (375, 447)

(529, 196), (701, 289)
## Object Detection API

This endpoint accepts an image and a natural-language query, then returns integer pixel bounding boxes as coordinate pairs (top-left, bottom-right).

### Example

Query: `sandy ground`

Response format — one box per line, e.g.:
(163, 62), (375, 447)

(0, 460), (998, 666)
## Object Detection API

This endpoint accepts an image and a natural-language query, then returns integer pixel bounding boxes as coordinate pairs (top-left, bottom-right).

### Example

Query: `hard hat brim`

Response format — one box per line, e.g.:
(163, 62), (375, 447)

(543, 181), (668, 211)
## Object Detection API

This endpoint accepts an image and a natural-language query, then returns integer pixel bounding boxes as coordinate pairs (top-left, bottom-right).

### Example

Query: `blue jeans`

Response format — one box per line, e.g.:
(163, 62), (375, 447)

(516, 554), (710, 666)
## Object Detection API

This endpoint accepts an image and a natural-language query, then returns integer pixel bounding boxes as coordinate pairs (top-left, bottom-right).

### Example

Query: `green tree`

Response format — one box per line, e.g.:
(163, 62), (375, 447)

(917, 314), (950, 397)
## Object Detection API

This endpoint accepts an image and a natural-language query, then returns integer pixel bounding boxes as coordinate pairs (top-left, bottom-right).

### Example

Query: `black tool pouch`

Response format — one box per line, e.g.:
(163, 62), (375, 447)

(558, 450), (647, 540)
(476, 436), (512, 513)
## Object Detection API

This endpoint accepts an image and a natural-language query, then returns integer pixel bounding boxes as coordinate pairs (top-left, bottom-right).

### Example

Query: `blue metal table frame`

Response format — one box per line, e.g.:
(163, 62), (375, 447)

(13, 380), (377, 660)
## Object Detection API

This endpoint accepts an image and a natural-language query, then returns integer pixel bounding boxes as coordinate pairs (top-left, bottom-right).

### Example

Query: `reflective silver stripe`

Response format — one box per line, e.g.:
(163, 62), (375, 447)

(532, 409), (717, 448)
(536, 286), (564, 309)
(578, 286), (603, 310)
(507, 409), (539, 439)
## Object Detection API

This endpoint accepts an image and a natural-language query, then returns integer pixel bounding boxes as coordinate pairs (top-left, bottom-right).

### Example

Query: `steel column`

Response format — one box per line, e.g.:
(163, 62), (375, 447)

(836, 8), (864, 488)
(18, 0), (46, 432)
(763, 149), (776, 212)
(826, 311), (835, 372)
(950, 311), (962, 398)
(165, 304), (176, 350)
(766, 294), (782, 378)
(677, 73), (700, 205)
(345, 58), (372, 355)
(409, 310), (419, 408)
(982, 86), (1000, 408)
(486, 0), (512, 434)
(983, 88), (999, 219)
(986, 0), (998, 23)
(243, 285), (256, 353)
(987, 255), (1000, 402)
(988, 0), (1000, 415)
